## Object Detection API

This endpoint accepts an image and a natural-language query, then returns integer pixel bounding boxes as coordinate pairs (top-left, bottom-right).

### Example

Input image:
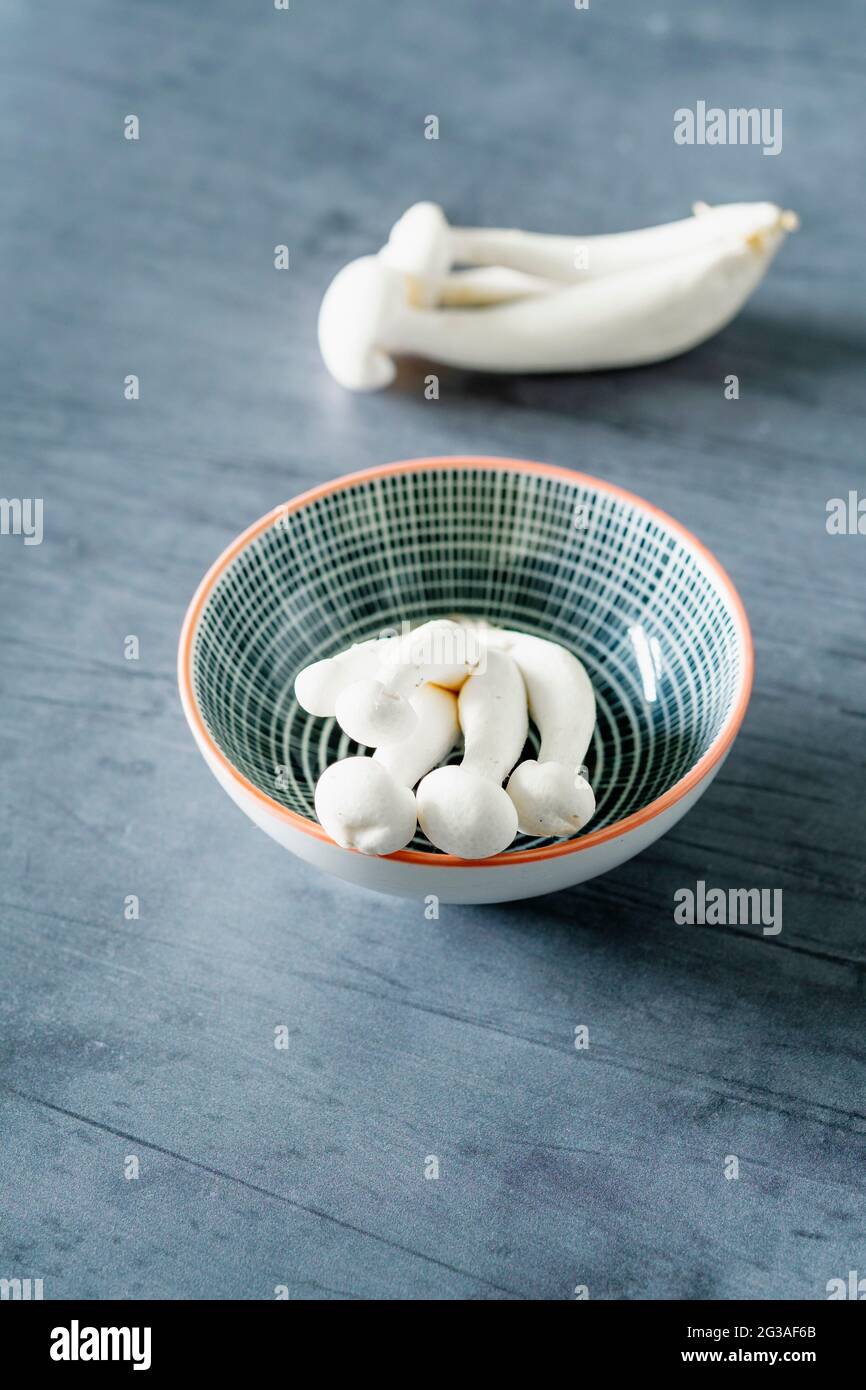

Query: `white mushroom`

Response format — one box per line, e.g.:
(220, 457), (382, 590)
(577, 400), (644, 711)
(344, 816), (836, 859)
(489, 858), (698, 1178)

(384, 199), (799, 292)
(319, 212), (796, 391)
(415, 649), (528, 859)
(314, 684), (459, 855)
(334, 619), (480, 747)
(294, 636), (393, 717)
(380, 200), (558, 306)
(320, 200), (800, 392)
(494, 632), (597, 838)
(317, 255), (404, 392)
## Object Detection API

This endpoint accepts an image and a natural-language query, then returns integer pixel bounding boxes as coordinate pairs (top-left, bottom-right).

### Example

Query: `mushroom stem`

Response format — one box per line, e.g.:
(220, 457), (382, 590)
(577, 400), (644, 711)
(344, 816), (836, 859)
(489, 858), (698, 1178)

(501, 631), (596, 768)
(501, 632), (597, 838)
(415, 649), (528, 859)
(373, 683), (460, 787)
(437, 266), (558, 306)
(385, 199), (798, 290)
(314, 684), (459, 856)
(335, 619), (481, 747)
(389, 234), (787, 374)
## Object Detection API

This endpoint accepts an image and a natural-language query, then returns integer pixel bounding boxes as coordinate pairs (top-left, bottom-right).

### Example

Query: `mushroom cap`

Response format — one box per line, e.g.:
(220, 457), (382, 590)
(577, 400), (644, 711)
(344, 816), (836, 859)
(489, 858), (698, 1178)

(317, 255), (401, 391)
(506, 760), (596, 837)
(381, 202), (452, 307)
(335, 678), (419, 748)
(416, 766), (518, 859)
(294, 656), (339, 716)
(314, 757), (417, 855)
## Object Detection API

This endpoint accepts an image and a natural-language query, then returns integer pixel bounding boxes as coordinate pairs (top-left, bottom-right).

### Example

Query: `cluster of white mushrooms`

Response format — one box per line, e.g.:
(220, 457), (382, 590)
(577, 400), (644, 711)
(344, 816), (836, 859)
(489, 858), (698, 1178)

(294, 619), (596, 859)
(318, 199), (799, 392)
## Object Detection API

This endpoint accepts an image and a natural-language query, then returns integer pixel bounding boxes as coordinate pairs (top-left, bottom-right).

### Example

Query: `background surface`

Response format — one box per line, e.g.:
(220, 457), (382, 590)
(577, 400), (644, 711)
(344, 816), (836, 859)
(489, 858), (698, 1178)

(2, 0), (864, 1300)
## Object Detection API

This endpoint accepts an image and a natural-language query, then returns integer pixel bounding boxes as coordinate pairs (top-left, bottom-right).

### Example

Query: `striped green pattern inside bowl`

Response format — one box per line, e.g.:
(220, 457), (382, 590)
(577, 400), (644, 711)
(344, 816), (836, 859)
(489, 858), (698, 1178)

(192, 464), (743, 854)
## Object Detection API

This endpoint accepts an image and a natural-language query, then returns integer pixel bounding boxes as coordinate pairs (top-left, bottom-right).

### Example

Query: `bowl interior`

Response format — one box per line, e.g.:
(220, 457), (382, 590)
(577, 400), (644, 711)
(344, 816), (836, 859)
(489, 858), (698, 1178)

(191, 463), (746, 855)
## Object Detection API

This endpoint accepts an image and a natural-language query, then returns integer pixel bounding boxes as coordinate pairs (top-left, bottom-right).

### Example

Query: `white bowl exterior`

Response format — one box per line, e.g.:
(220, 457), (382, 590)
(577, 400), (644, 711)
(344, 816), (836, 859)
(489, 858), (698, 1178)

(194, 719), (730, 904)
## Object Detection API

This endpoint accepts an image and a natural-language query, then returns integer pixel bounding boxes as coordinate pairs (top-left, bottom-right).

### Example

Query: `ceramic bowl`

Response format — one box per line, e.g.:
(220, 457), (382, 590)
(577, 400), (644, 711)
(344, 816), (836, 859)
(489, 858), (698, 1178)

(178, 457), (752, 903)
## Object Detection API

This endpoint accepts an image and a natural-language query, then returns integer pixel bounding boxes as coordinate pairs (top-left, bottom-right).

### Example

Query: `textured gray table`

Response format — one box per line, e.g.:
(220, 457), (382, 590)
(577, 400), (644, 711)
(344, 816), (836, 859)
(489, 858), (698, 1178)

(2, 0), (864, 1301)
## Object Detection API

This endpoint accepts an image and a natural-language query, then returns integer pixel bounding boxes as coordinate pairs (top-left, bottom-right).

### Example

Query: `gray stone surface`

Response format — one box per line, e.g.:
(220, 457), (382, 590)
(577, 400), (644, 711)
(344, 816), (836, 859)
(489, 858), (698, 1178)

(1, 0), (863, 1300)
